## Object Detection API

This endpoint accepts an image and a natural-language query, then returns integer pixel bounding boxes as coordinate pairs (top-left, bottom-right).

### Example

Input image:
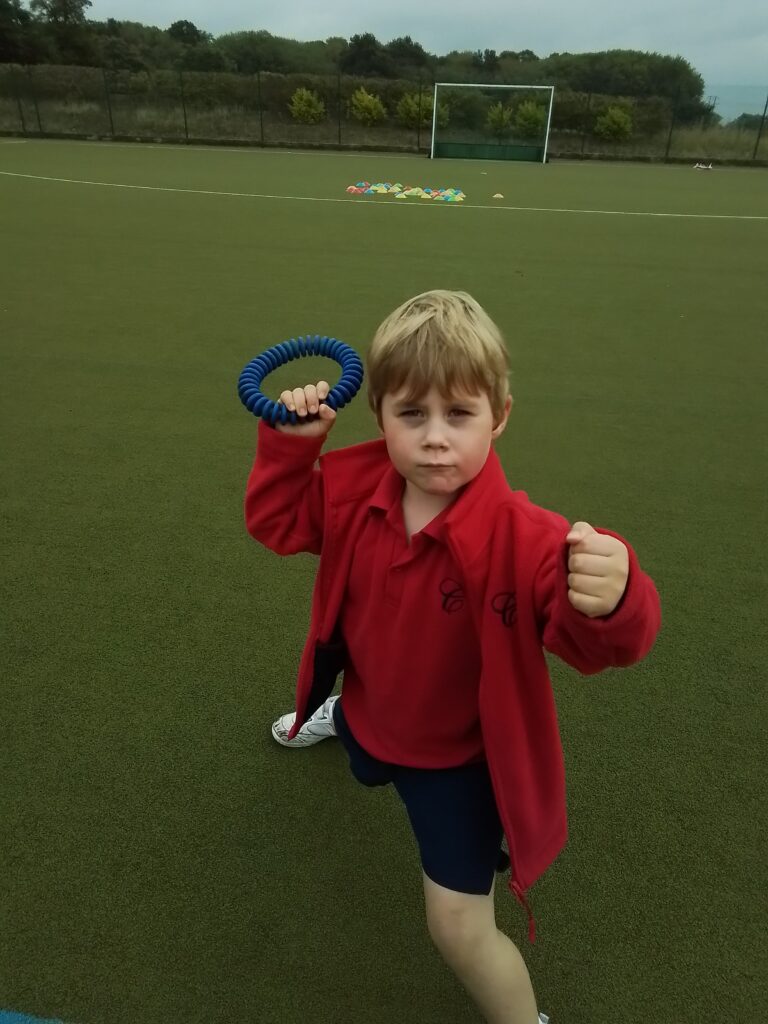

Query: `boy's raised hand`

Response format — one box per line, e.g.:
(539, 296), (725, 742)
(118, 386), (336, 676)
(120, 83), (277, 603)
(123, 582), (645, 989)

(274, 380), (337, 437)
(565, 522), (629, 618)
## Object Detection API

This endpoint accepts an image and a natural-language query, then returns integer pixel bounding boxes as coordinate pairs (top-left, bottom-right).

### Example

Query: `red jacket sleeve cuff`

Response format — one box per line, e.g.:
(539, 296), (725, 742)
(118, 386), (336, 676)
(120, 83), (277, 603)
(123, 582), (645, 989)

(553, 527), (661, 662)
(256, 418), (325, 462)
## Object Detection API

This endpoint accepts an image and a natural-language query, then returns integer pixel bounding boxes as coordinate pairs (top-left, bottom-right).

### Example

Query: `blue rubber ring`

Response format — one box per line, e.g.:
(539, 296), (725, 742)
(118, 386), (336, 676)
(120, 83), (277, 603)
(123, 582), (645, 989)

(238, 336), (364, 424)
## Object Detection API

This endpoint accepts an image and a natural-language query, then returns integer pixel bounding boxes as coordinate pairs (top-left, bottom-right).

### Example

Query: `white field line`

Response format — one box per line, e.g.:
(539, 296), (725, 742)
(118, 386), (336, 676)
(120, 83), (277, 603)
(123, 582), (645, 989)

(0, 170), (766, 221)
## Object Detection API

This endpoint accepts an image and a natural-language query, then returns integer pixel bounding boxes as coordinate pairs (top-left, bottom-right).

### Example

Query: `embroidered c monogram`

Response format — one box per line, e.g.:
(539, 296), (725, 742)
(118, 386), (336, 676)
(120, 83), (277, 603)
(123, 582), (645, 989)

(491, 591), (517, 627)
(440, 578), (465, 614)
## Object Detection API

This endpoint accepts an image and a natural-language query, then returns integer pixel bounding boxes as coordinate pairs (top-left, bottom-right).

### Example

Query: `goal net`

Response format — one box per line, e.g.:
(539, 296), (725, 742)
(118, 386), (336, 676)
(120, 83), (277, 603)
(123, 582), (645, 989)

(430, 83), (554, 162)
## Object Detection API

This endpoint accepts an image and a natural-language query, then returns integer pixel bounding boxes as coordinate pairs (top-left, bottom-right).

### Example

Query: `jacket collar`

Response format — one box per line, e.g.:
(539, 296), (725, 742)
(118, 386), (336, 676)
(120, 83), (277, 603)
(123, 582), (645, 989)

(442, 448), (511, 559)
(322, 438), (512, 561)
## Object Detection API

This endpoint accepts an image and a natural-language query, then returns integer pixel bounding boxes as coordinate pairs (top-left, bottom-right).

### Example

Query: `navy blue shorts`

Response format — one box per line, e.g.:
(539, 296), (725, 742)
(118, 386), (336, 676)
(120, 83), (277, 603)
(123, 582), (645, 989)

(333, 698), (504, 895)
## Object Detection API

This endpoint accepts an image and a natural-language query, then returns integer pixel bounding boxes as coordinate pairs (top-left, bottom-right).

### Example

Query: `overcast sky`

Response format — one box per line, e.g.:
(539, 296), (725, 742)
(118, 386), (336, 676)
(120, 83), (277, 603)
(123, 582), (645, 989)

(88, 0), (767, 89)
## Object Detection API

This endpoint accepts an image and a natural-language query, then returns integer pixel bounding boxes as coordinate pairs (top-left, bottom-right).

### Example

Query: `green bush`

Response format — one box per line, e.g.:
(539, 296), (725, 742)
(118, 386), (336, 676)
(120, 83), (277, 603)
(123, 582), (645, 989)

(515, 99), (547, 139)
(550, 90), (586, 131)
(288, 86), (325, 124)
(349, 86), (386, 126)
(396, 91), (428, 128)
(632, 96), (670, 135)
(149, 69), (251, 110)
(263, 72), (336, 115)
(486, 101), (514, 138)
(594, 105), (633, 141)
(730, 112), (762, 130)
(442, 90), (486, 129)
(396, 91), (448, 129)
(16, 64), (104, 103)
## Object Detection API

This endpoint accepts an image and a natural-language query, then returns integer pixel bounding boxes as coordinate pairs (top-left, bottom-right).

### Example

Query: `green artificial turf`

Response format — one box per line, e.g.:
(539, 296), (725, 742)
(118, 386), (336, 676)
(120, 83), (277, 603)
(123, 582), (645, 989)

(1, 140), (766, 1024)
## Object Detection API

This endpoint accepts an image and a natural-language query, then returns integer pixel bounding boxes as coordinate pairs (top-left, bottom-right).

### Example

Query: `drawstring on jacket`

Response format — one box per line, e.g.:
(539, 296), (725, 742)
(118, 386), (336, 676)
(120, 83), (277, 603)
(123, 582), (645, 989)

(511, 879), (537, 944)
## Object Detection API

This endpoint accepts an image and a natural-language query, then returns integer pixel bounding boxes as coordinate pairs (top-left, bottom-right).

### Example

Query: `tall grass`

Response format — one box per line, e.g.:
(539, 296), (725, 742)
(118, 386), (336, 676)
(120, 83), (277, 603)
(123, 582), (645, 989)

(669, 126), (763, 160)
(550, 126), (764, 161)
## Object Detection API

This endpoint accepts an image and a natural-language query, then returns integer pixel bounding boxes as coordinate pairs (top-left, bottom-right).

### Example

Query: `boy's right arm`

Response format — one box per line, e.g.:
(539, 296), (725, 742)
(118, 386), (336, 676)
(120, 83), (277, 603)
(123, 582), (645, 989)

(244, 381), (337, 556)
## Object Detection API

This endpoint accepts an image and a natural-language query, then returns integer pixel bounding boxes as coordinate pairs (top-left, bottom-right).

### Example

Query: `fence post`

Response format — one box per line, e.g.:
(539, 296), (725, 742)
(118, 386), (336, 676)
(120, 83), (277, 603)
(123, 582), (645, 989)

(26, 65), (42, 133)
(580, 93), (592, 154)
(336, 73), (343, 146)
(102, 67), (115, 137)
(256, 70), (264, 145)
(417, 76), (423, 151)
(178, 70), (189, 143)
(12, 65), (27, 134)
(664, 102), (676, 161)
(752, 92), (768, 161)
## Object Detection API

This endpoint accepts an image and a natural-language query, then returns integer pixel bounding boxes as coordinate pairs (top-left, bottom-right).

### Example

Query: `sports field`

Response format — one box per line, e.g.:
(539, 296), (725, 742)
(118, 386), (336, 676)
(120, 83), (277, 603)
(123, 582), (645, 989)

(1, 140), (766, 1024)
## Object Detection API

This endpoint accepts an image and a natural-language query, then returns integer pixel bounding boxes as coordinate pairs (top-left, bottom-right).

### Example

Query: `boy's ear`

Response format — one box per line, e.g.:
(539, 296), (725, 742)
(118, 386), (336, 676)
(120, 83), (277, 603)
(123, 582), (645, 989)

(491, 395), (513, 439)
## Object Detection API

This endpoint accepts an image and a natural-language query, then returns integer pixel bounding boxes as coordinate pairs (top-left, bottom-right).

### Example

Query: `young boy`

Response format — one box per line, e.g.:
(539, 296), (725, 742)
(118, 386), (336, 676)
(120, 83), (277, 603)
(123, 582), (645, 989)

(245, 290), (661, 1024)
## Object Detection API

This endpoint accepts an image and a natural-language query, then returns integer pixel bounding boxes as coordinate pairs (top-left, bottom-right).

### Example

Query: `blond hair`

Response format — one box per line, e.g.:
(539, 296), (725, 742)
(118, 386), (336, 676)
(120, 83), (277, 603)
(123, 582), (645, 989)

(367, 290), (510, 424)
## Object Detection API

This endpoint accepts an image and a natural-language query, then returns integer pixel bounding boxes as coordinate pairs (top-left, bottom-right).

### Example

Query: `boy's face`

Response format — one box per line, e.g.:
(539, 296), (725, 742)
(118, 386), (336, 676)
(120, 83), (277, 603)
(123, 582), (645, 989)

(380, 386), (512, 500)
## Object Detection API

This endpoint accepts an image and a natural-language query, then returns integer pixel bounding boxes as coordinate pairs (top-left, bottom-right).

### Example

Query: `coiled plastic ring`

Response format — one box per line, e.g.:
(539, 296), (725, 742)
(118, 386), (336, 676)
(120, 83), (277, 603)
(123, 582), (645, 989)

(238, 335), (364, 426)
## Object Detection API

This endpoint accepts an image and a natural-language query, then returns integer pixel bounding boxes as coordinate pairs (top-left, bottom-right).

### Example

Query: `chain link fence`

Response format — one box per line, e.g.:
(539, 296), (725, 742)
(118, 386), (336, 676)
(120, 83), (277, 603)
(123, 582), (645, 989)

(0, 64), (765, 165)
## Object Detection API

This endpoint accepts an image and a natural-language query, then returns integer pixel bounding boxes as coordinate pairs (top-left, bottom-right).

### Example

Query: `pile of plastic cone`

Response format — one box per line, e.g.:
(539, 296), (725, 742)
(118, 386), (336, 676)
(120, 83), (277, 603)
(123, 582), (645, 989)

(346, 182), (465, 202)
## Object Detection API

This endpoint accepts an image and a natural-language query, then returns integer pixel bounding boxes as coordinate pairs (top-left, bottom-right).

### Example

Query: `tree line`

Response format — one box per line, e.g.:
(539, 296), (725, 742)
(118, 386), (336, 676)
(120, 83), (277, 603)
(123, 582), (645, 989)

(0, 0), (715, 121)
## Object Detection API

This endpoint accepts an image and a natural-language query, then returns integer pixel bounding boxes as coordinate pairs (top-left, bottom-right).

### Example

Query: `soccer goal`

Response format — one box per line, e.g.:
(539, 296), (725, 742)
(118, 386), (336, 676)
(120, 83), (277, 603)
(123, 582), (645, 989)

(430, 83), (555, 163)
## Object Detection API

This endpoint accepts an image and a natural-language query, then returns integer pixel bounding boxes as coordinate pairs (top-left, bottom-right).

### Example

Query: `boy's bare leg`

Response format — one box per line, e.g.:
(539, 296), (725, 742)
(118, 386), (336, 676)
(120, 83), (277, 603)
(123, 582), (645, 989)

(422, 873), (539, 1024)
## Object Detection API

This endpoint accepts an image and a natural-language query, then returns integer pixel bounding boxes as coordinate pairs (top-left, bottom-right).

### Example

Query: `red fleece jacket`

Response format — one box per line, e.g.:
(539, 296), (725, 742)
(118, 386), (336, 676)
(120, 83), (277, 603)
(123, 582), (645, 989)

(246, 422), (661, 940)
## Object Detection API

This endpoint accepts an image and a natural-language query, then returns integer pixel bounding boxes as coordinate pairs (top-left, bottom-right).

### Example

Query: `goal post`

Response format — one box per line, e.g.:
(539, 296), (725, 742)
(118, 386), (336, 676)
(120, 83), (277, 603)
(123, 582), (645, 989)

(430, 83), (555, 163)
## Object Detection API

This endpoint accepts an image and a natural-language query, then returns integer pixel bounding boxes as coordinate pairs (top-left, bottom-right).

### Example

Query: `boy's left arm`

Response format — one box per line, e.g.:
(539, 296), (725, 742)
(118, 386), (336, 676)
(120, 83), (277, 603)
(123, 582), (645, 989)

(533, 521), (661, 675)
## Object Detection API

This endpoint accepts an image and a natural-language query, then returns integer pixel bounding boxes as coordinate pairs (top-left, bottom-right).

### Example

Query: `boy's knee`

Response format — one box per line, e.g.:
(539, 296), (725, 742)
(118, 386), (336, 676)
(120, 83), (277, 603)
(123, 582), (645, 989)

(424, 883), (495, 961)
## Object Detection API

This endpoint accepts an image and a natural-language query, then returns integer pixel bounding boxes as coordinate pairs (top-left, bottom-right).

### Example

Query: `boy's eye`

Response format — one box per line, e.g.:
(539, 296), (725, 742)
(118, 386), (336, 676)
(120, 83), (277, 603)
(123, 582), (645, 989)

(398, 408), (472, 418)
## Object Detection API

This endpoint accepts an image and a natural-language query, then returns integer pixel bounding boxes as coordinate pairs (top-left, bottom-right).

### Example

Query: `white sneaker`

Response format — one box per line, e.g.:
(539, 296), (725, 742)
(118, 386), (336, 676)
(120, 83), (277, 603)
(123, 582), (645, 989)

(538, 1014), (550, 1024)
(271, 694), (340, 748)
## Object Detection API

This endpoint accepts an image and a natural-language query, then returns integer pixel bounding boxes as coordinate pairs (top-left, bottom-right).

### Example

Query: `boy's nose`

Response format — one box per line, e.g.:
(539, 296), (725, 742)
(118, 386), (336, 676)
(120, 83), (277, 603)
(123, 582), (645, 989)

(423, 422), (449, 448)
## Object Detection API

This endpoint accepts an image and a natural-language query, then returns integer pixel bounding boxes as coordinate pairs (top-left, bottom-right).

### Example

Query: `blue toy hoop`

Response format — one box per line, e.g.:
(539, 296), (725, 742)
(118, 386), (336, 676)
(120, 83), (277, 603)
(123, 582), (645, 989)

(238, 335), (364, 426)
